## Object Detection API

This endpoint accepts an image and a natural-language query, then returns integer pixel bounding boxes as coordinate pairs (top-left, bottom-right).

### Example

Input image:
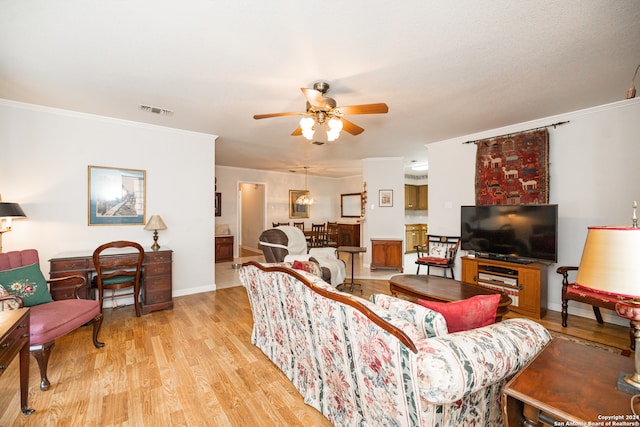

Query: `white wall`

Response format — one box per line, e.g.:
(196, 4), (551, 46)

(0, 100), (216, 295)
(362, 157), (405, 267)
(427, 98), (640, 325)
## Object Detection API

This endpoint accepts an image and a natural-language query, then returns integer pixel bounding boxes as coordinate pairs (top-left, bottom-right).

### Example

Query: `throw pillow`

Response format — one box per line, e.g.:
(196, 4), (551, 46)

(0, 263), (53, 307)
(430, 246), (447, 258)
(291, 259), (323, 278)
(417, 294), (500, 333)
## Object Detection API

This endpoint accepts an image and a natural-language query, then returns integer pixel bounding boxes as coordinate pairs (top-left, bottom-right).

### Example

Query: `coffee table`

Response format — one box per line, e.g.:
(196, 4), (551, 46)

(389, 274), (511, 321)
(502, 338), (635, 426)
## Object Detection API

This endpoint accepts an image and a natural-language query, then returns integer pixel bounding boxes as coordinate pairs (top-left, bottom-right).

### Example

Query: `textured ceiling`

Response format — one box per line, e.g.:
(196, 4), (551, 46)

(1, 1), (639, 177)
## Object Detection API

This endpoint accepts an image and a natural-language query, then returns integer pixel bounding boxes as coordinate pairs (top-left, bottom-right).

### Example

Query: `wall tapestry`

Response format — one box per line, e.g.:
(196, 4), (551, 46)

(475, 129), (549, 205)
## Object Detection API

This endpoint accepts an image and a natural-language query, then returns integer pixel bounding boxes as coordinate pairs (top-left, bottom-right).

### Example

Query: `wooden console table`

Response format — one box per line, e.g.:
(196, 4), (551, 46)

(0, 308), (34, 415)
(49, 247), (173, 314)
(502, 338), (634, 426)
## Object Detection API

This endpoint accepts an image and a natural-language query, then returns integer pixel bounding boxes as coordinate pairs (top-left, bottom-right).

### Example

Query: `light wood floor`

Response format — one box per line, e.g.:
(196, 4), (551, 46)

(0, 271), (631, 426)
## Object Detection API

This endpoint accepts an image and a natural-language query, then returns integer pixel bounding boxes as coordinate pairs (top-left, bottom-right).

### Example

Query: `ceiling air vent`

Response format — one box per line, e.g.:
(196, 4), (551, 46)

(139, 104), (174, 116)
(312, 141), (325, 146)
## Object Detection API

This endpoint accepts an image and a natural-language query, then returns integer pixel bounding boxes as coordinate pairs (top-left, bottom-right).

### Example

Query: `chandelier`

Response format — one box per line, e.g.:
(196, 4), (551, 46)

(299, 111), (343, 142)
(296, 167), (315, 205)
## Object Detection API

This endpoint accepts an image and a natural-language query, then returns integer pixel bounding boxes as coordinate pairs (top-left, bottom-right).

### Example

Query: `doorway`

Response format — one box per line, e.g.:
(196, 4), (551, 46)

(238, 182), (266, 257)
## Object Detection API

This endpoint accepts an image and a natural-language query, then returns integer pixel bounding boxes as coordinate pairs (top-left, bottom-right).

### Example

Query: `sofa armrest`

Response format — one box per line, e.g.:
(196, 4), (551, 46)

(370, 293), (448, 338)
(416, 318), (551, 403)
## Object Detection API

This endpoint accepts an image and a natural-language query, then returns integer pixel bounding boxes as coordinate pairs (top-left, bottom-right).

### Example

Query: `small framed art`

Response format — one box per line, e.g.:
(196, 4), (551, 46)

(379, 189), (393, 207)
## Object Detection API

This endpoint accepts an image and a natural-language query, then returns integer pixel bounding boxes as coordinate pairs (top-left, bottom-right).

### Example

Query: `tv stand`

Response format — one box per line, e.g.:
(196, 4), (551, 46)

(475, 253), (533, 265)
(461, 256), (547, 319)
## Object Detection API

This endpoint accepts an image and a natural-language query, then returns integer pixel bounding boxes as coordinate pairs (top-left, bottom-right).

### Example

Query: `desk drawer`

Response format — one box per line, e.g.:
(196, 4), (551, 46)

(50, 258), (91, 272)
(145, 252), (172, 264)
(144, 289), (172, 305)
(144, 262), (171, 275)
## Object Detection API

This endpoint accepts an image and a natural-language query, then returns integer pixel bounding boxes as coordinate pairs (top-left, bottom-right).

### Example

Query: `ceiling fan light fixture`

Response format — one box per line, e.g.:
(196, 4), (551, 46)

(302, 128), (315, 140)
(328, 117), (343, 132)
(327, 129), (340, 141)
(300, 116), (315, 131)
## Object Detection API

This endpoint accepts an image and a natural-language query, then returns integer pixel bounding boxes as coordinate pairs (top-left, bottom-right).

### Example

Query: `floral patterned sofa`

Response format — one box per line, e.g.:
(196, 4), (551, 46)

(240, 261), (551, 427)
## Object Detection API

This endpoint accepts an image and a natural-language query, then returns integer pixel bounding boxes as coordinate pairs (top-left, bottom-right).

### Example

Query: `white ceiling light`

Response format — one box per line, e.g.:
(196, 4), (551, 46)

(411, 163), (429, 171)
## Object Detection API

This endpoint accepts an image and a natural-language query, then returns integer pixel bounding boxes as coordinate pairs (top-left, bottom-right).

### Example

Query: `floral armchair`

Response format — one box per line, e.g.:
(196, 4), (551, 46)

(240, 261), (551, 426)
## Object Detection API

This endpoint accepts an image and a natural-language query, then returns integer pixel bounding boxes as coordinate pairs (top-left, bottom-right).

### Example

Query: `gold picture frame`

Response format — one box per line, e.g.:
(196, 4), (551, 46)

(88, 165), (146, 225)
(289, 190), (310, 218)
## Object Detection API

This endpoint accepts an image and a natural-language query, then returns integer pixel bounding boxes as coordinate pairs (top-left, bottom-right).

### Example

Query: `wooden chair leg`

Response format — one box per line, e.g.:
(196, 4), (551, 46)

(133, 283), (141, 317)
(30, 342), (55, 391)
(92, 313), (105, 348)
(630, 321), (636, 351)
(561, 299), (569, 327)
(592, 306), (604, 324)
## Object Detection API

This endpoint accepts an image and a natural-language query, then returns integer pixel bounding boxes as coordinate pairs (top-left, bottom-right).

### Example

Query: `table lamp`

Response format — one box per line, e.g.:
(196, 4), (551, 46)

(0, 196), (27, 252)
(144, 215), (167, 251)
(575, 205), (640, 393)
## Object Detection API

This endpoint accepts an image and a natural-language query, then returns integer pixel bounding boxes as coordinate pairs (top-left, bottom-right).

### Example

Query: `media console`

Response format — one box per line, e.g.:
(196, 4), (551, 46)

(461, 256), (548, 319)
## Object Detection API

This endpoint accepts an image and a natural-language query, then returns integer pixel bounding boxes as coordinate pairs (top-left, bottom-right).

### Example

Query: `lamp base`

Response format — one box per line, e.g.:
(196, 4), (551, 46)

(151, 230), (160, 251)
(617, 372), (640, 394)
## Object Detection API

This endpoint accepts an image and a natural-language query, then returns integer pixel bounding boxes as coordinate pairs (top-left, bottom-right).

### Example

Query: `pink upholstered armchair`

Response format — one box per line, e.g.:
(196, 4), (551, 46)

(0, 249), (104, 391)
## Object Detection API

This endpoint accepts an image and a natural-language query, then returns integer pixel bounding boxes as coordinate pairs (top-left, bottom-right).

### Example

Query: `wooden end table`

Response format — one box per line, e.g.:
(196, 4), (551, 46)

(337, 246), (366, 293)
(502, 338), (635, 426)
(389, 274), (511, 322)
(0, 308), (34, 415)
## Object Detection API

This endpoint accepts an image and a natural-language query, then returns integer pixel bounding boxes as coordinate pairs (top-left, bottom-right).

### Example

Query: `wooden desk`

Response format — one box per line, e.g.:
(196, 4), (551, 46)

(0, 308), (34, 415)
(389, 274), (511, 322)
(502, 338), (635, 426)
(49, 248), (173, 314)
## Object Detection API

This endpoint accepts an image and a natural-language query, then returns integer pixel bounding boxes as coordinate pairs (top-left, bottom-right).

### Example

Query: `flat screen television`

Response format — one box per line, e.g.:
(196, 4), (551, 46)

(460, 204), (558, 263)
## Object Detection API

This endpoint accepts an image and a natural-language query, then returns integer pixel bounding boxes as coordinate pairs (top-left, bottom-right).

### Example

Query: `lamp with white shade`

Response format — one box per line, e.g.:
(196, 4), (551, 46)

(144, 215), (167, 251)
(575, 203), (640, 393)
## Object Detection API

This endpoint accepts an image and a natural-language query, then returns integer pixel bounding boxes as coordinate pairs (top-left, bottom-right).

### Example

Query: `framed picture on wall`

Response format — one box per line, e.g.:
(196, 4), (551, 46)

(379, 189), (393, 207)
(289, 190), (310, 218)
(215, 192), (221, 216)
(88, 165), (146, 225)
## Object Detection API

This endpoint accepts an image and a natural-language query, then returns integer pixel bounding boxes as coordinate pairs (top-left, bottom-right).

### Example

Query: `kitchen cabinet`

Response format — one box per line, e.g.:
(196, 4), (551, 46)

(405, 224), (427, 253)
(404, 185), (428, 210)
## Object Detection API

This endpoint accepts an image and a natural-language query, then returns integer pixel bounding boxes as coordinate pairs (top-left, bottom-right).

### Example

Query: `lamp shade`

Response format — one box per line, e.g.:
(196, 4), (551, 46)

(0, 202), (26, 218)
(575, 226), (640, 296)
(144, 215), (167, 231)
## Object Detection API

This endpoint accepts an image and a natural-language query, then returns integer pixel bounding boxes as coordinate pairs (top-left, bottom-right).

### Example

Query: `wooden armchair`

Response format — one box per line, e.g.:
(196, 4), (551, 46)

(0, 250), (104, 391)
(415, 235), (460, 279)
(557, 265), (634, 349)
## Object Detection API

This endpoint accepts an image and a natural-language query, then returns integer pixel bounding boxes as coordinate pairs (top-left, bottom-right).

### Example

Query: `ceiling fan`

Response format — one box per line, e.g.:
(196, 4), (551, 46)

(253, 81), (389, 140)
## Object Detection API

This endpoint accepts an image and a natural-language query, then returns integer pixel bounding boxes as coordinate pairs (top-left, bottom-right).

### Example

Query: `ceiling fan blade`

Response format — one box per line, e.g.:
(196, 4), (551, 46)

(335, 103), (389, 115)
(300, 88), (325, 108)
(253, 112), (303, 120)
(341, 118), (365, 136)
(291, 127), (302, 136)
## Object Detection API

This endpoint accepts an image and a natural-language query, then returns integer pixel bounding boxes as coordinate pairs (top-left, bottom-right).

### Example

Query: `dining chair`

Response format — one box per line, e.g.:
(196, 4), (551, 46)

(93, 240), (144, 317)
